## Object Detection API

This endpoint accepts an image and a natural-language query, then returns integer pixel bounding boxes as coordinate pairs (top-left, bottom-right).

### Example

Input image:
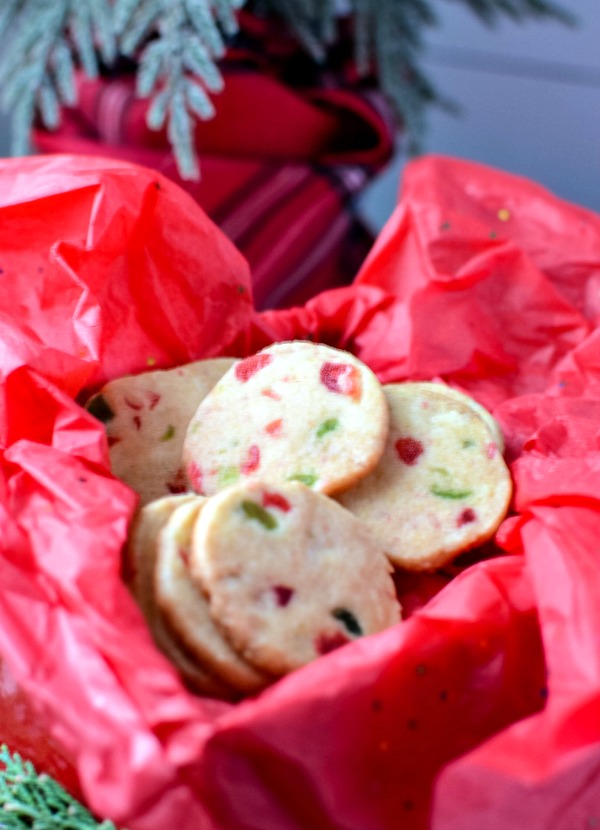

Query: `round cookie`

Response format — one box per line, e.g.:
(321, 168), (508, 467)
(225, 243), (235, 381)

(337, 384), (513, 571)
(182, 341), (389, 497)
(86, 357), (236, 506)
(125, 494), (235, 698)
(126, 493), (199, 607)
(155, 498), (270, 694)
(340, 384), (512, 570)
(400, 382), (505, 452)
(189, 480), (401, 676)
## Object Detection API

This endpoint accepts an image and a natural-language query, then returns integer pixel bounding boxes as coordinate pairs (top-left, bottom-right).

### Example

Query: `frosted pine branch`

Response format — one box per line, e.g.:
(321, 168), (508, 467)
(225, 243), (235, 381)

(0, 0), (574, 178)
(114, 0), (242, 178)
(259, 0), (573, 150)
(0, 1), (116, 156)
(0, 0), (241, 179)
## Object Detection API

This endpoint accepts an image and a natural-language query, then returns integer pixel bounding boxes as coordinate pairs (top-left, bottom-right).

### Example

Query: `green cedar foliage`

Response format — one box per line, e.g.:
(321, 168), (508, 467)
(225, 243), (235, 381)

(0, 745), (117, 829)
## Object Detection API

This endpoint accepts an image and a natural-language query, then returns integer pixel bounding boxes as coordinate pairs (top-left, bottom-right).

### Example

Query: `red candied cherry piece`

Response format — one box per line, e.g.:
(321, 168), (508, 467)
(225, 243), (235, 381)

(273, 585), (294, 606)
(187, 461), (204, 494)
(241, 444), (261, 475)
(486, 442), (498, 459)
(167, 467), (188, 494)
(319, 362), (363, 402)
(235, 353), (274, 382)
(315, 631), (350, 655)
(133, 415), (142, 431)
(262, 491), (291, 512)
(261, 387), (281, 401)
(124, 397), (144, 411)
(148, 392), (161, 410)
(457, 508), (477, 527)
(395, 437), (424, 465)
(264, 419), (283, 436)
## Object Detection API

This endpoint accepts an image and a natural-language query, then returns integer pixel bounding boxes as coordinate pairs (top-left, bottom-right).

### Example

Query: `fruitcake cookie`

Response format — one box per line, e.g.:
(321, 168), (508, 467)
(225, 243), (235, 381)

(126, 493), (198, 608)
(401, 382), (505, 452)
(126, 494), (235, 698)
(154, 498), (270, 694)
(337, 384), (512, 570)
(182, 341), (389, 497)
(189, 480), (401, 676)
(86, 357), (236, 505)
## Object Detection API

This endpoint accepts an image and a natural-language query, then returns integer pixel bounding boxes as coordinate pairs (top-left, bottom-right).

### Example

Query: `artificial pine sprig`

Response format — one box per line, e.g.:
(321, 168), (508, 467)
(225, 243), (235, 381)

(0, 0), (574, 179)
(113, 0), (244, 179)
(0, 0), (242, 179)
(0, 745), (116, 830)
(257, 0), (574, 151)
(0, 1), (116, 157)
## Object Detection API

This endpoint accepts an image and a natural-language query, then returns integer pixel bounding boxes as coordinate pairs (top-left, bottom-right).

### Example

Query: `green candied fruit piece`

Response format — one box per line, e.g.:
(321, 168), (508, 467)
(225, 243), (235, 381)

(160, 424), (176, 441)
(86, 394), (115, 423)
(218, 465), (240, 487)
(332, 607), (363, 636)
(287, 473), (318, 487)
(240, 500), (278, 530)
(316, 418), (339, 438)
(462, 439), (476, 449)
(430, 484), (473, 500)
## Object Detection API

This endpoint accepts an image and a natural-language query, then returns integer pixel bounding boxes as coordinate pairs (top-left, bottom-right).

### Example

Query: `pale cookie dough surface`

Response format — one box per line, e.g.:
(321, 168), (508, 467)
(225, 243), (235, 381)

(155, 498), (269, 694)
(190, 480), (401, 676)
(126, 493), (235, 698)
(400, 382), (505, 452)
(182, 341), (389, 497)
(86, 357), (236, 506)
(338, 384), (513, 571)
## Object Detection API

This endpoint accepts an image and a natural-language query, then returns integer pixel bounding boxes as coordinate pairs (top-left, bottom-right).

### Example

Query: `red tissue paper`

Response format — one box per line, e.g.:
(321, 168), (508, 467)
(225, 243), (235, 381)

(1, 152), (600, 830)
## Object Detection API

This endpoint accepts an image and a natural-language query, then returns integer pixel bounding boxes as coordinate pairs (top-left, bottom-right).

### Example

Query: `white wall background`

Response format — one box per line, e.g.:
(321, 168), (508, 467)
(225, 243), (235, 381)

(359, 0), (600, 232)
(0, 110), (12, 156)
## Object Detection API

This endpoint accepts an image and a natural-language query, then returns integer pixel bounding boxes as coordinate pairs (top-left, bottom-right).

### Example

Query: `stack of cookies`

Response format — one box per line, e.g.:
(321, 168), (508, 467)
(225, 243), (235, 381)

(87, 341), (512, 698)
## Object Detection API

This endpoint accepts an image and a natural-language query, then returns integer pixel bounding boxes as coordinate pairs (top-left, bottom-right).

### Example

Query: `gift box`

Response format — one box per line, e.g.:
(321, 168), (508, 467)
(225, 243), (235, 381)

(2, 152), (600, 830)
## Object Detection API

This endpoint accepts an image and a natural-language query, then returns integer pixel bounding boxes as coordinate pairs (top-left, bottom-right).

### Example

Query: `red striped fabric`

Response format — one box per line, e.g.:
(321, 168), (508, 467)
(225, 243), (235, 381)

(33, 22), (396, 309)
